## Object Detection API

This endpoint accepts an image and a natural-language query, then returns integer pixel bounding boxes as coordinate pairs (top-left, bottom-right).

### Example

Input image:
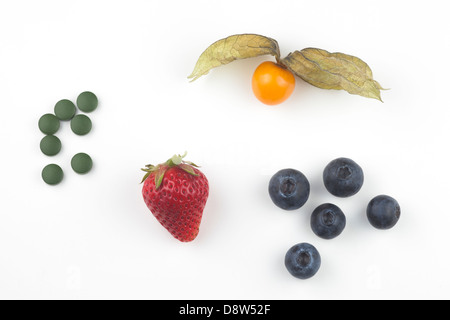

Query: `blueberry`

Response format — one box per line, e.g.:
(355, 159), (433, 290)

(310, 203), (346, 239)
(367, 195), (401, 230)
(285, 243), (321, 280)
(323, 157), (364, 197)
(268, 169), (310, 210)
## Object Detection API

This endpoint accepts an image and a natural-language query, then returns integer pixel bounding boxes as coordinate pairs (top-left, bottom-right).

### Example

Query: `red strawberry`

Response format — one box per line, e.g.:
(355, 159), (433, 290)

(141, 152), (209, 242)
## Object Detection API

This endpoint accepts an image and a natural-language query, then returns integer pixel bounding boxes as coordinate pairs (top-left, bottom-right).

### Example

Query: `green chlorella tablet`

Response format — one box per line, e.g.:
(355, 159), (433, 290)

(70, 114), (92, 135)
(76, 91), (98, 113)
(71, 153), (93, 174)
(40, 135), (62, 156)
(42, 164), (64, 185)
(54, 99), (76, 120)
(38, 113), (60, 135)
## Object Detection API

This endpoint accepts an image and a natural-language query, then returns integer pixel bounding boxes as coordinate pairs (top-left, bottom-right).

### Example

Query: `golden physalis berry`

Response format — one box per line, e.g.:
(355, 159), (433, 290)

(251, 61), (295, 105)
(188, 34), (385, 103)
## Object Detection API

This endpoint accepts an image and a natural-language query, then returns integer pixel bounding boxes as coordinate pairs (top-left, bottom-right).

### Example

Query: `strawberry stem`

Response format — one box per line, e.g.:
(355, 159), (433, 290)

(140, 152), (199, 188)
(166, 151), (187, 166)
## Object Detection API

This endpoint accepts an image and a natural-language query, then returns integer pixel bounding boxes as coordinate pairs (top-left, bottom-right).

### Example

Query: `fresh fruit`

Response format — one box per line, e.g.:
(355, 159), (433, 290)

(310, 203), (346, 239)
(141, 153), (209, 242)
(268, 168), (310, 210)
(189, 34), (385, 102)
(285, 243), (321, 280)
(323, 157), (364, 197)
(252, 61), (296, 105)
(367, 195), (401, 230)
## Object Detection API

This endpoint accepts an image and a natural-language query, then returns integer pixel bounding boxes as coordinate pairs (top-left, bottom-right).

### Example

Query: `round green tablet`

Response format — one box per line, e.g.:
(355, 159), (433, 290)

(54, 99), (76, 120)
(76, 91), (98, 113)
(71, 153), (93, 174)
(38, 114), (60, 135)
(70, 114), (92, 135)
(42, 164), (64, 185)
(40, 135), (62, 156)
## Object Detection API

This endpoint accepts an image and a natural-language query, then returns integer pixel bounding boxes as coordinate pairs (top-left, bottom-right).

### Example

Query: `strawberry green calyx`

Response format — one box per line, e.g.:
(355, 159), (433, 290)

(141, 152), (200, 188)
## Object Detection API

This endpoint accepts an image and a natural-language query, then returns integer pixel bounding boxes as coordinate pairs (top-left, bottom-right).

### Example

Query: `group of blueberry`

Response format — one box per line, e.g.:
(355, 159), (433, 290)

(268, 157), (401, 280)
(38, 91), (98, 185)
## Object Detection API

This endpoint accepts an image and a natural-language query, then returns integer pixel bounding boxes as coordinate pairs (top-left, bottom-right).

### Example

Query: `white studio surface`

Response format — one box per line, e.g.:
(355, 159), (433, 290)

(0, 0), (449, 300)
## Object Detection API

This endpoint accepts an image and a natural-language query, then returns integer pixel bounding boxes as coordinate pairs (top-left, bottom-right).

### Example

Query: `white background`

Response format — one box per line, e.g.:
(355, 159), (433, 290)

(1, 0), (449, 300)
